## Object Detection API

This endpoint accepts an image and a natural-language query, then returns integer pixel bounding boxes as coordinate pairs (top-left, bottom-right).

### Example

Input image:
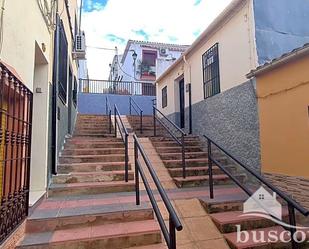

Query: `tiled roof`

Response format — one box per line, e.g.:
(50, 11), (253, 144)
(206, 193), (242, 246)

(247, 43), (309, 78)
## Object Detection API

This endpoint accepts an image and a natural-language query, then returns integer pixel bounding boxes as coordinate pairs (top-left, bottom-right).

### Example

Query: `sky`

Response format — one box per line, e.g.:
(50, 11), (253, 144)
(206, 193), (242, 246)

(81, 0), (233, 79)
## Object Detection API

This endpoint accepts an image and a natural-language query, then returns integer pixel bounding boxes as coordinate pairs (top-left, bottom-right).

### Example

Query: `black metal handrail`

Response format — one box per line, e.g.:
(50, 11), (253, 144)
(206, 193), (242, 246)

(114, 104), (129, 182)
(203, 134), (309, 249)
(153, 106), (187, 178)
(105, 96), (112, 134)
(129, 97), (143, 134)
(133, 134), (182, 249)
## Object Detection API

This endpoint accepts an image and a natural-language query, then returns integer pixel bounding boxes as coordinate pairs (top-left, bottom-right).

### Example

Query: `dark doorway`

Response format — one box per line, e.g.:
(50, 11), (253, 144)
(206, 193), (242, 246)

(68, 68), (73, 134)
(179, 78), (185, 128)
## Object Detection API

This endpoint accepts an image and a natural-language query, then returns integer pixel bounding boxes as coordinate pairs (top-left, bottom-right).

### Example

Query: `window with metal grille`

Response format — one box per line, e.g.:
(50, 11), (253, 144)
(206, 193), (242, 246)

(202, 43), (220, 99)
(73, 77), (77, 107)
(58, 21), (68, 103)
(162, 86), (167, 108)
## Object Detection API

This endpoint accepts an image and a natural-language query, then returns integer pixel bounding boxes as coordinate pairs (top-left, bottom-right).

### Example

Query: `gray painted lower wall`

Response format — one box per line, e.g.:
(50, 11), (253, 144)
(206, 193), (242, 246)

(78, 93), (155, 115)
(168, 81), (261, 171)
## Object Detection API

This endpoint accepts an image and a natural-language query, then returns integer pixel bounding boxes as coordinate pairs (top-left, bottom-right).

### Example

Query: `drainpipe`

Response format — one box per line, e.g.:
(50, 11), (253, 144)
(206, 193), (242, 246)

(183, 56), (192, 134)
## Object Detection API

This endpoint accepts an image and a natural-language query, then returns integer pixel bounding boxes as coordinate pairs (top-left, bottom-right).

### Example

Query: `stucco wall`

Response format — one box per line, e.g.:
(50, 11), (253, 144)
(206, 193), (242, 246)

(253, 0), (309, 64)
(256, 55), (309, 177)
(78, 93), (155, 115)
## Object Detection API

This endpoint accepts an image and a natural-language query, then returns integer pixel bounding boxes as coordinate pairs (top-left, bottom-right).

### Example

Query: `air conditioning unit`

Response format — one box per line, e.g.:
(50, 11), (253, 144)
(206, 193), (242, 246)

(159, 48), (168, 57)
(73, 34), (86, 60)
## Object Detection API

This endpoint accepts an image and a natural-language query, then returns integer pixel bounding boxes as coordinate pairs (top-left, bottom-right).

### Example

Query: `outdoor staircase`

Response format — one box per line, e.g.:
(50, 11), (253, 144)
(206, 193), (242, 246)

(200, 195), (308, 249)
(16, 114), (164, 249)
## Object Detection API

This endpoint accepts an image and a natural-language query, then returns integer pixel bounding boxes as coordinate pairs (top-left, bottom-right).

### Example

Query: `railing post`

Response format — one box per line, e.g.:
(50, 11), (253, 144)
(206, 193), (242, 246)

(109, 110), (112, 134)
(288, 204), (299, 249)
(207, 139), (214, 199)
(134, 139), (140, 205)
(140, 111), (143, 134)
(125, 134), (129, 182)
(153, 107), (156, 137)
(114, 106), (117, 137)
(169, 216), (176, 249)
(129, 97), (132, 115)
(181, 134), (186, 179)
(105, 97), (108, 115)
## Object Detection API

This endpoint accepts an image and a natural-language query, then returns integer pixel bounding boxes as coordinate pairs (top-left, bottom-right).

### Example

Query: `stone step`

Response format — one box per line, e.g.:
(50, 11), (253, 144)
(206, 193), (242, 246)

(58, 162), (130, 173)
(150, 136), (200, 142)
(26, 203), (154, 233)
(48, 181), (135, 197)
(65, 141), (124, 149)
(155, 146), (202, 153)
(59, 154), (126, 164)
(61, 147), (125, 156)
(73, 133), (115, 137)
(52, 170), (134, 184)
(128, 244), (167, 249)
(17, 220), (161, 249)
(223, 226), (293, 249)
(152, 141), (201, 147)
(168, 165), (236, 177)
(163, 158), (209, 168)
(173, 174), (245, 188)
(210, 210), (289, 233)
(66, 137), (122, 143)
(159, 151), (208, 160)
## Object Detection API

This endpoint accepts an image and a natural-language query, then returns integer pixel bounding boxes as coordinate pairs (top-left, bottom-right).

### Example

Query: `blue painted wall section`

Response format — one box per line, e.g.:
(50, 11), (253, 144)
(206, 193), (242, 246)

(78, 93), (155, 115)
(254, 0), (309, 64)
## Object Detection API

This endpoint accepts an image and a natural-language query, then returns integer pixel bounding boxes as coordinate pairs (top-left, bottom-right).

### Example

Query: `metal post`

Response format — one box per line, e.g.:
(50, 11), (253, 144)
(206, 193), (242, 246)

(169, 216), (176, 249)
(109, 110), (112, 134)
(129, 97), (132, 115)
(207, 139), (214, 199)
(288, 204), (299, 249)
(153, 107), (156, 137)
(125, 134), (129, 182)
(134, 140), (140, 205)
(140, 111), (143, 134)
(105, 97), (108, 115)
(114, 107), (117, 137)
(181, 134), (186, 179)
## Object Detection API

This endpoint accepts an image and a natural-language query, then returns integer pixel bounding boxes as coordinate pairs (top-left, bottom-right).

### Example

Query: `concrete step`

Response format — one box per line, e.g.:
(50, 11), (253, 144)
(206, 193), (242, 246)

(17, 220), (161, 249)
(150, 136), (200, 142)
(173, 174), (245, 188)
(52, 170), (134, 184)
(128, 244), (167, 249)
(210, 210), (289, 233)
(163, 158), (209, 168)
(48, 181), (135, 197)
(73, 133), (115, 137)
(26, 203), (154, 233)
(223, 226), (293, 249)
(66, 137), (122, 143)
(152, 141), (201, 147)
(65, 141), (124, 149)
(61, 147), (125, 156)
(155, 146), (202, 153)
(59, 154), (126, 164)
(159, 151), (208, 160)
(58, 162), (130, 173)
(168, 165), (236, 177)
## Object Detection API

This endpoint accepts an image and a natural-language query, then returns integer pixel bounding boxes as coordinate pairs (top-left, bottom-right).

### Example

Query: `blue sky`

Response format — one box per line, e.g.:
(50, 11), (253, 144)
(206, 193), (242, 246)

(82, 0), (233, 78)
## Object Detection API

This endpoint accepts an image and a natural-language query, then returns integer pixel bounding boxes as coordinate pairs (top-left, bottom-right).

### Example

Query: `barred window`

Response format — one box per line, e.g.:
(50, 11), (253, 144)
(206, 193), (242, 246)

(58, 21), (68, 103)
(202, 43), (220, 99)
(162, 86), (167, 108)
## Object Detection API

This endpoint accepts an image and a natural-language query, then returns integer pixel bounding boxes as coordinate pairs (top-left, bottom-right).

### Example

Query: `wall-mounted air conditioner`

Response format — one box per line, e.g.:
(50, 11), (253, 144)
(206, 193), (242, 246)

(159, 48), (168, 57)
(73, 34), (86, 60)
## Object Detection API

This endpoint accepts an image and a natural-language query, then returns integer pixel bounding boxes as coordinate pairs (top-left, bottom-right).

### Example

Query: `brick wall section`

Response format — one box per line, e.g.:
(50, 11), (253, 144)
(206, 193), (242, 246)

(264, 173), (309, 210)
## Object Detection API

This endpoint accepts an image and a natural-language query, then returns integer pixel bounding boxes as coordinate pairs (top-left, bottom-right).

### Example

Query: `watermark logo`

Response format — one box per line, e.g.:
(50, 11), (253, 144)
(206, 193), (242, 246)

(236, 187), (309, 245)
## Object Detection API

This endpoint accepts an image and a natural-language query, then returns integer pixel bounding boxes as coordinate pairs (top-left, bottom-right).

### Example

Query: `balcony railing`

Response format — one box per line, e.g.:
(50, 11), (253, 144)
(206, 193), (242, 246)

(80, 79), (156, 96)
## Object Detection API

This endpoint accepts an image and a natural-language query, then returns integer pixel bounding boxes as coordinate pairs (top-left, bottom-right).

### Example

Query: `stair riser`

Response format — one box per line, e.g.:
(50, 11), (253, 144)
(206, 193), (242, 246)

(26, 209), (154, 233)
(59, 156), (125, 164)
(159, 153), (208, 160)
(73, 134), (114, 137)
(226, 240), (291, 249)
(156, 147), (202, 153)
(65, 143), (124, 149)
(58, 164), (129, 173)
(61, 149), (125, 156)
(168, 167), (236, 177)
(175, 178), (236, 188)
(164, 161), (208, 168)
(66, 139), (122, 144)
(52, 172), (134, 184)
(200, 201), (244, 214)
(48, 184), (135, 197)
(152, 141), (201, 147)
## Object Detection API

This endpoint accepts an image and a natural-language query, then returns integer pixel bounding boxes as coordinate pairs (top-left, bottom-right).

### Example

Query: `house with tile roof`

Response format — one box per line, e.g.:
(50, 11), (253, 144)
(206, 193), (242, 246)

(155, 0), (309, 171)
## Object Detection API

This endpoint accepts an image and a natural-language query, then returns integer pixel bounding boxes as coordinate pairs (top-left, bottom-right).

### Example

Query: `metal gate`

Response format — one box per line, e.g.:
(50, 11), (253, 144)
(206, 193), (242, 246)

(0, 62), (33, 244)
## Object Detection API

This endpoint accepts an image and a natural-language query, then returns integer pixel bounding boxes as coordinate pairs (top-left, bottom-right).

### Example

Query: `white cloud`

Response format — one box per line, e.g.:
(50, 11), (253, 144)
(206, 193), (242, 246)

(82, 0), (233, 79)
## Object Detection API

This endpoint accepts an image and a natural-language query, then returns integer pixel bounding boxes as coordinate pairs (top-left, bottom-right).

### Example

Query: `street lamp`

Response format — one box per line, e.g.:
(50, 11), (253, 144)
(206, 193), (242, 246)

(131, 50), (138, 94)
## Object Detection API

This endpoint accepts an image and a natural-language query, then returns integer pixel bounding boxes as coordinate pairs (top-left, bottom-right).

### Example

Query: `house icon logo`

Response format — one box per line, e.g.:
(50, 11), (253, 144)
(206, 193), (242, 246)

(243, 186), (282, 220)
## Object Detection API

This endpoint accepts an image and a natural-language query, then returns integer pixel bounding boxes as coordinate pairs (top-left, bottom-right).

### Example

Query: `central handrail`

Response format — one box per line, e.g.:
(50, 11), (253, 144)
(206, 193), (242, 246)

(105, 96), (112, 133)
(114, 104), (129, 182)
(129, 97), (143, 134)
(133, 134), (182, 249)
(203, 134), (309, 249)
(153, 106), (187, 178)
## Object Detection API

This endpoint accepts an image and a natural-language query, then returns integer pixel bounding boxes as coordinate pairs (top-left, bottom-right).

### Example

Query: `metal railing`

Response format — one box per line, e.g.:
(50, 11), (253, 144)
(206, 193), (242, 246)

(153, 106), (187, 178)
(80, 79), (156, 96)
(105, 96), (112, 134)
(114, 104), (129, 182)
(0, 62), (33, 244)
(203, 134), (309, 249)
(133, 134), (182, 249)
(129, 97), (143, 134)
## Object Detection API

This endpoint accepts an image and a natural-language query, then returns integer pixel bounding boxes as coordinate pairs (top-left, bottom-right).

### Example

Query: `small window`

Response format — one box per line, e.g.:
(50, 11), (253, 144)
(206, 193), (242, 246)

(202, 43), (220, 99)
(162, 86), (167, 108)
